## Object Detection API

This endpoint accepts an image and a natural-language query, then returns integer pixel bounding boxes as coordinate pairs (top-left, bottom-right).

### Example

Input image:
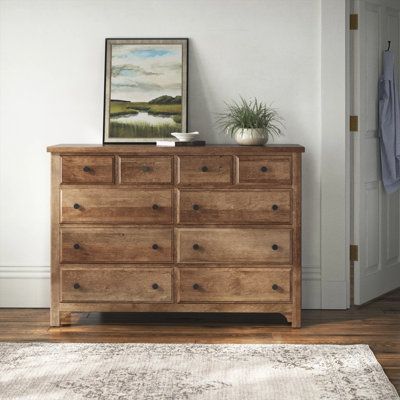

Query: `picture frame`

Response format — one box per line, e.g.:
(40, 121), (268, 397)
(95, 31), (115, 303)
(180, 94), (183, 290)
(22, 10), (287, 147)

(103, 38), (188, 144)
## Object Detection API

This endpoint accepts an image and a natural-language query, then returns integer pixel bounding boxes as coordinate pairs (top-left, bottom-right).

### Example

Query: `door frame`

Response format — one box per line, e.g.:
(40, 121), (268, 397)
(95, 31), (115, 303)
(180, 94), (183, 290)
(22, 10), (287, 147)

(350, 0), (400, 305)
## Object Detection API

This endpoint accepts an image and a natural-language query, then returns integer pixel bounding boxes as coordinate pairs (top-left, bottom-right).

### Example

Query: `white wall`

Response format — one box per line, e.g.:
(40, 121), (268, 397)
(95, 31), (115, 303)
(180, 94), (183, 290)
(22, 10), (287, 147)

(0, 0), (322, 308)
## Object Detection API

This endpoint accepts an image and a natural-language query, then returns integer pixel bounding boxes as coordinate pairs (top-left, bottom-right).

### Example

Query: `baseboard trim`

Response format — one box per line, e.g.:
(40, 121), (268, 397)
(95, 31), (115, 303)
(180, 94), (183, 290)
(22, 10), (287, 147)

(0, 265), (322, 309)
(0, 266), (50, 279)
(302, 265), (322, 309)
(0, 266), (50, 308)
(322, 280), (348, 309)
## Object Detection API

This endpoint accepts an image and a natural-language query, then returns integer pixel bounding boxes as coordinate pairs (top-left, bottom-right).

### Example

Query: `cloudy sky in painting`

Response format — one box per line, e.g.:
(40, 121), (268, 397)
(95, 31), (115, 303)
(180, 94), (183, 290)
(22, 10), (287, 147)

(111, 44), (182, 102)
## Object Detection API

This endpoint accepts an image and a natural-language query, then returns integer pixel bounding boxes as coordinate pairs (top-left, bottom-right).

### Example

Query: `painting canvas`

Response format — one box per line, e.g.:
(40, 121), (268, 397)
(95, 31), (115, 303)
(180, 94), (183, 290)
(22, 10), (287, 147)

(103, 38), (188, 143)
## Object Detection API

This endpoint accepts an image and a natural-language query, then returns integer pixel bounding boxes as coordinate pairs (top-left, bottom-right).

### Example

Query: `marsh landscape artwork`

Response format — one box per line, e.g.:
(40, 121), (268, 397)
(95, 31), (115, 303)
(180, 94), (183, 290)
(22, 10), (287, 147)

(104, 38), (188, 143)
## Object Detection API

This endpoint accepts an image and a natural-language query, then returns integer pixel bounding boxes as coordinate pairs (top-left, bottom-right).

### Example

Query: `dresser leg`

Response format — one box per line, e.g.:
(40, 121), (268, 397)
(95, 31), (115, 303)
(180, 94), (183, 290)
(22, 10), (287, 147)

(282, 312), (292, 324)
(283, 312), (301, 328)
(60, 312), (72, 325)
(291, 316), (301, 328)
(50, 309), (61, 327)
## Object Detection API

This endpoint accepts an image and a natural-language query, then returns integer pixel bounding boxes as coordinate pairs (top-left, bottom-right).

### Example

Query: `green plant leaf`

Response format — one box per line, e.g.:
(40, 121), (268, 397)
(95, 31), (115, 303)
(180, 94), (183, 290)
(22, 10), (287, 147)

(216, 97), (284, 138)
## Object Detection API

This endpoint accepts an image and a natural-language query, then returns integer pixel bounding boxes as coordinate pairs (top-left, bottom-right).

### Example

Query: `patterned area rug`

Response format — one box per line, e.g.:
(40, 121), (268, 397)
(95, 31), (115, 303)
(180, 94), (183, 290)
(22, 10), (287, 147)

(0, 343), (398, 399)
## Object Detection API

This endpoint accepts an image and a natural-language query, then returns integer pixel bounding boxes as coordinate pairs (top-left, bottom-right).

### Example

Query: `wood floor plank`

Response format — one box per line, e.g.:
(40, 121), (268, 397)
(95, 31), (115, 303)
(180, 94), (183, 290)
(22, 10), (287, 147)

(0, 288), (399, 393)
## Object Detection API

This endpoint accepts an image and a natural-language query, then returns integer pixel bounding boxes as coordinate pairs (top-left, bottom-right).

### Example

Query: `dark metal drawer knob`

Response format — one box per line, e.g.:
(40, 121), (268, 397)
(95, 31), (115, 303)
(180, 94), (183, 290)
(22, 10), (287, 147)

(192, 204), (200, 211)
(73, 243), (80, 250)
(260, 166), (268, 172)
(152, 244), (159, 250)
(152, 204), (159, 210)
(73, 283), (80, 289)
(83, 166), (91, 173)
(73, 203), (80, 209)
(272, 244), (279, 251)
(152, 283), (159, 290)
(141, 165), (151, 172)
(201, 166), (208, 172)
(272, 284), (279, 291)
(193, 283), (200, 290)
(272, 204), (279, 211)
(192, 243), (200, 250)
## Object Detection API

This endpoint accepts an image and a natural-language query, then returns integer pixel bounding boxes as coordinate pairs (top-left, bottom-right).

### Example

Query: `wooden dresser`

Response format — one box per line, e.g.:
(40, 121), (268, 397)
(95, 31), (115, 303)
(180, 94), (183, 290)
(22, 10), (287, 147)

(48, 144), (305, 327)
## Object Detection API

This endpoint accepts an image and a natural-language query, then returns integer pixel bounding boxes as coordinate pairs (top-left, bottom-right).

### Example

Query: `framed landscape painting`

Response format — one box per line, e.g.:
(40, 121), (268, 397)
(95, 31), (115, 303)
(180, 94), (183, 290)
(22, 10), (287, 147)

(103, 38), (188, 144)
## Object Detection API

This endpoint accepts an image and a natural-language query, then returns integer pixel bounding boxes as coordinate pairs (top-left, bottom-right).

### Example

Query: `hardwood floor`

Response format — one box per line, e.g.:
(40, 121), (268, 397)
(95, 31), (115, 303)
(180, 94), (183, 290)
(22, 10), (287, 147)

(0, 289), (399, 393)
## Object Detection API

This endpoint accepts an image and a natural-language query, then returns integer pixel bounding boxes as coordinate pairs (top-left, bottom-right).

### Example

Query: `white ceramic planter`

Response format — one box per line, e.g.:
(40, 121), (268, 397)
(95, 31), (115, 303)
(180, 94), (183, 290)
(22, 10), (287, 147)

(234, 128), (268, 146)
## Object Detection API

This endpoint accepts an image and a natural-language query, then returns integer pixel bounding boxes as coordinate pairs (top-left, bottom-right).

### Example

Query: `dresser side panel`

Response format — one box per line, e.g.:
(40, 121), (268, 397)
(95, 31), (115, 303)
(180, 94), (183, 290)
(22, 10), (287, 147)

(291, 152), (302, 327)
(50, 154), (61, 326)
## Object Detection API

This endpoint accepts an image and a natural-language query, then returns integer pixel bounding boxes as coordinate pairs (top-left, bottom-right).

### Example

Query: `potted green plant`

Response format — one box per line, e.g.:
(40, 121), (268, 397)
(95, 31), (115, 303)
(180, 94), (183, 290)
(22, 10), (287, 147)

(216, 97), (283, 145)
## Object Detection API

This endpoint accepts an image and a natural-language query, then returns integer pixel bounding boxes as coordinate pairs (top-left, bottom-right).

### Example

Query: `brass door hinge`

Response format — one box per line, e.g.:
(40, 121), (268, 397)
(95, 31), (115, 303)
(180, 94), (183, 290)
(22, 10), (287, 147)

(350, 116), (358, 132)
(350, 14), (358, 30)
(350, 244), (359, 262)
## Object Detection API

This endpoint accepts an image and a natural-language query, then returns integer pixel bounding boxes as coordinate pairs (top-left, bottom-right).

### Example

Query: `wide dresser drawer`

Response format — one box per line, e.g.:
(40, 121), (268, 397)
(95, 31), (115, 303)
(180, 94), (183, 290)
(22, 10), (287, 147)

(177, 228), (292, 263)
(178, 267), (291, 303)
(62, 156), (114, 184)
(178, 189), (291, 224)
(60, 227), (173, 263)
(61, 267), (172, 302)
(61, 188), (172, 224)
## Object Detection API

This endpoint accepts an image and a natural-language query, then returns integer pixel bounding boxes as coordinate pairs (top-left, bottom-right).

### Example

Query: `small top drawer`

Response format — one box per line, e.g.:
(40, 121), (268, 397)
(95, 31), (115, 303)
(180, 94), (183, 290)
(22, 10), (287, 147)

(62, 156), (114, 184)
(119, 156), (172, 184)
(238, 156), (292, 185)
(177, 156), (233, 185)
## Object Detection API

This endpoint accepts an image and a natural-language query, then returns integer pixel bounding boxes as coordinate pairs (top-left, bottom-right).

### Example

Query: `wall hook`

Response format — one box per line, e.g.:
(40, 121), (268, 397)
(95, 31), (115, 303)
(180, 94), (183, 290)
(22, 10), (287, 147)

(386, 41), (391, 51)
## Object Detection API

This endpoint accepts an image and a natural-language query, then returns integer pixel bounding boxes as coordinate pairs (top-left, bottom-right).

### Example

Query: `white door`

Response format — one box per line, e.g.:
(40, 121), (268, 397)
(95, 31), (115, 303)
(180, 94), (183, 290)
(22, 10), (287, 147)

(352, 0), (400, 304)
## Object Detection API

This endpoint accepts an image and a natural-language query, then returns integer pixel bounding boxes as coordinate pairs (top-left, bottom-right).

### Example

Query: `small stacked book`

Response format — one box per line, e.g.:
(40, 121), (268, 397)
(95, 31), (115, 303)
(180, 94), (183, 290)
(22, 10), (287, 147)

(156, 140), (206, 147)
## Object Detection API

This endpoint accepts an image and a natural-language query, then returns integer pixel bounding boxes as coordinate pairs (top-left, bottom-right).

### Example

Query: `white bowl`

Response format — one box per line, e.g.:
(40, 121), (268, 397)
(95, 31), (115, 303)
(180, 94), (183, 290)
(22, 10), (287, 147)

(171, 131), (199, 142)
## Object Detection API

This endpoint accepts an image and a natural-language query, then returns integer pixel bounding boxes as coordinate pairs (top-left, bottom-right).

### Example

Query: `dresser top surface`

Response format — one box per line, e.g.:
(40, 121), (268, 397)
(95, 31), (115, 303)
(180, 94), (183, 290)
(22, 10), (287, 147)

(47, 144), (305, 154)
